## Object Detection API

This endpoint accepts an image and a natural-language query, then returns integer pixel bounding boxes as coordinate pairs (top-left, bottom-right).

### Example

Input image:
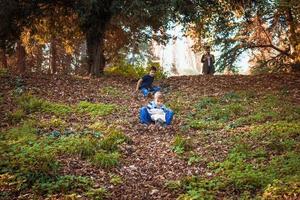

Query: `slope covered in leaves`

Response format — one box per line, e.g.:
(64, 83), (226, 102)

(0, 72), (300, 199)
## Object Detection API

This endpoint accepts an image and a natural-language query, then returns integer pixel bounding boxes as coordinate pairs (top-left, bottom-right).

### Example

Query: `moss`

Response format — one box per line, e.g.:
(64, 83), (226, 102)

(77, 101), (116, 116)
(92, 152), (120, 168)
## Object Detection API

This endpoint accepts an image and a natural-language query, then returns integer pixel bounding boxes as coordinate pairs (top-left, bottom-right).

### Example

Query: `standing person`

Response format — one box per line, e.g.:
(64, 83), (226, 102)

(135, 66), (160, 98)
(201, 46), (215, 75)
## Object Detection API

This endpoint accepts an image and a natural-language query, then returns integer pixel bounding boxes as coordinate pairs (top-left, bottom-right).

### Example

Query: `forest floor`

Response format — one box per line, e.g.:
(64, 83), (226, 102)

(1, 72), (300, 200)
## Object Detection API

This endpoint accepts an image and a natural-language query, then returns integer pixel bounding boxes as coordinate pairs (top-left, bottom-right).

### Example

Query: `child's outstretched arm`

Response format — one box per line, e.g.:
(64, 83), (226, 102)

(135, 78), (143, 92)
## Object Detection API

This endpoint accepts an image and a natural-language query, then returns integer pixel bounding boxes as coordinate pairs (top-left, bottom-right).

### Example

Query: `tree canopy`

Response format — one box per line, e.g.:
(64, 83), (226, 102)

(0, 0), (299, 75)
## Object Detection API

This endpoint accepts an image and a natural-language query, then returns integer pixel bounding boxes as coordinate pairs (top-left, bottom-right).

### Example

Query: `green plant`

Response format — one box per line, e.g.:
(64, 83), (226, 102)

(33, 175), (93, 195)
(92, 152), (120, 168)
(86, 187), (108, 200)
(77, 101), (116, 116)
(17, 93), (72, 115)
(17, 93), (44, 114)
(104, 60), (166, 80)
(99, 130), (130, 151)
(0, 68), (8, 77)
(100, 86), (123, 97)
(262, 177), (300, 200)
(189, 119), (223, 130)
(88, 122), (107, 132)
(195, 97), (218, 110)
(7, 109), (26, 124)
(171, 135), (191, 155)
(188, 153), (202, 166)
(39, 117), (67, 131)
(41, 101), (72, 115)
(56, 136), (97, 158)
(165, 180), (182, 190)
(109, 174), (123, 185)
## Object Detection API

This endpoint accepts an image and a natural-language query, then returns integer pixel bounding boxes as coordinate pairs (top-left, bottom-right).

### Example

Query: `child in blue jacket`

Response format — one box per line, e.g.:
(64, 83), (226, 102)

(140, 92), (174, 126)
(135, 66), (160, 97)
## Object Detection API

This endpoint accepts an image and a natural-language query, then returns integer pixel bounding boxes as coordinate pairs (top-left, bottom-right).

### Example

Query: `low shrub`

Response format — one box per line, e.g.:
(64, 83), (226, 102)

(33, 175), (93, 195)
(92, 152), (120, 168)
(99, 130), (131, 151)
(171, 135), (192, 155)
(77, 101), (116, 116)
(56, 135), (97, 158)
(7, 109), (26, 124)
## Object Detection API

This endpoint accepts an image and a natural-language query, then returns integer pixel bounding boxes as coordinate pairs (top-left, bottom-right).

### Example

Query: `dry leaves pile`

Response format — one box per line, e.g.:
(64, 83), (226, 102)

(0, 72), (299, 199)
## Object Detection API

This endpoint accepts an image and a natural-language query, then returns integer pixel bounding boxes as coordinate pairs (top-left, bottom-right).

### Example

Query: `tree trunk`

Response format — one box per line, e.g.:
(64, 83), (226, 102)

(17, 41), (26, 73)
(63, 54), (72, 74)
(50, 39), (57, 74)
(0, 48), (7, 68)
(285, 7), (300, 71)
(86, 31), (106, 77)
(36, 45), (43, 72)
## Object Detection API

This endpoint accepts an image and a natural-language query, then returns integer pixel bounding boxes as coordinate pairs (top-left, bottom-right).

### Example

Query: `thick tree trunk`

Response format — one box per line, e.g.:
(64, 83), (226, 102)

(50, 39), (57, 74)
(285, 7), (300, 71)
(86, 31), (106, 77)
(17, 41), (26, 73)
(0, 48), (7, 68)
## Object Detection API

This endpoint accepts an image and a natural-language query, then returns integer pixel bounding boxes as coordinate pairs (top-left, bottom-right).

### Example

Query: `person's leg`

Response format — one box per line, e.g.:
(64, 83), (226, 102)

(165, 109), (174, 125)
(140, 88), (149, 97)
(140, 107), (152, 124)
(149, 86), (161, 94)
(202, 65), (208, 75)
(208, 66), (214, 75)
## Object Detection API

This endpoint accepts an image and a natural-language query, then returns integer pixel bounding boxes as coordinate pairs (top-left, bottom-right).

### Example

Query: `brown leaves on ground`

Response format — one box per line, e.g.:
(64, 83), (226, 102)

(1, 72), (300, 199)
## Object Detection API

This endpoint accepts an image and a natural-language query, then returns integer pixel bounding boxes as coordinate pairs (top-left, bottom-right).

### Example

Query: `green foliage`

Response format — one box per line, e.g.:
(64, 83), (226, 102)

(189, 119), (223, 130)
(262, 177), (300, 200)
(167, 92), (187, 113)
(1, 123), (60, 182)
(188, 153), (202, 166)
(86, 187), (108, 200)
(17, 93), (72, 115)
(56, 135), (97, 158)
(189, 93), (248, 130)
(88, 121), (107, 132)
(250, 121), (300, 153)
(7, 109), (26, 124)
(41, 101), (72, 115)
(92, 152), (120, 168)
(165, 180), (182, 190)
(17, 93), (44, 114)
(177, 176), (220, 200)
(109, 174), (123, 185)
(2, 120), (37, 142)
(99, 131), (131, 151)
(190, 92), (300, 131)
(105, 62), (147, 79)
(77, 101), (116, 116)
(39, 117), (67, 131)
(195, 97), (218, 110)
(33, 175), (93, 195)
(171, 135), (192, 155)
(105, 60), (167, 80)
(176, 116), (300, 198)
(1, 119), (130, 198)
(0, 68), (8, 77)
(99, 86), (123, 97)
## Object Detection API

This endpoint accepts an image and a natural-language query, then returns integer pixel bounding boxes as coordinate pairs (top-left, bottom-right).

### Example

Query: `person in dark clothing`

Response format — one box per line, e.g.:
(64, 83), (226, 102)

(201, 46), (215, 75)
(135, 66), (160, 97)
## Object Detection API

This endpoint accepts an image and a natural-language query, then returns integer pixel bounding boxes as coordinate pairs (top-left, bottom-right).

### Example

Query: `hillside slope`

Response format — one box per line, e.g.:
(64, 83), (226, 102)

(1, 72), (300, 199)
